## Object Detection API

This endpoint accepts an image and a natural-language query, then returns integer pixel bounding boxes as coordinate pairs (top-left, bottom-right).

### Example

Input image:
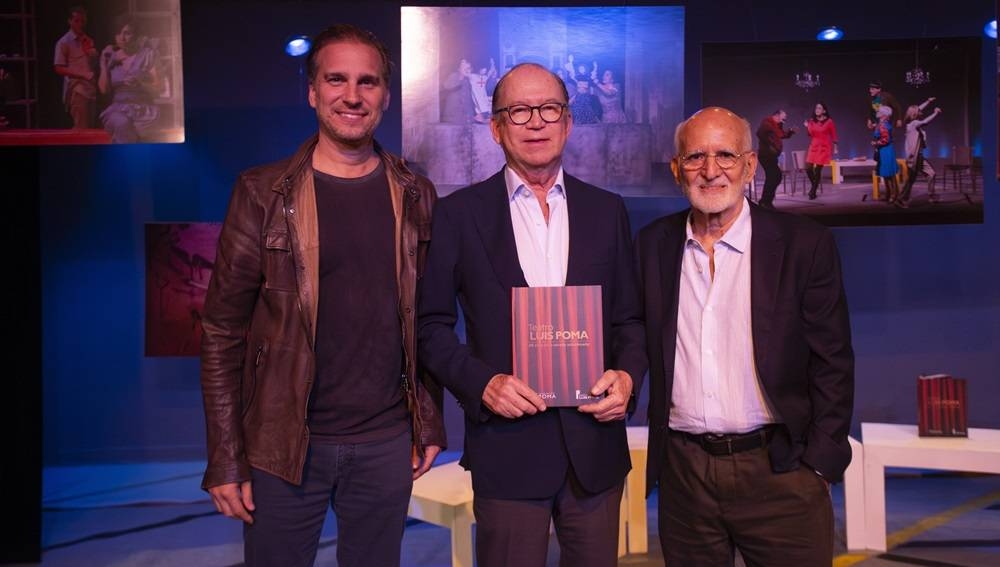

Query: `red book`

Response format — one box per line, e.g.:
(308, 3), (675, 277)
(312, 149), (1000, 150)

(511, 285), (604, 407)
(918, 374), (949, 436)
(951, 377), (969, 437)
(917, 374), (969, 437)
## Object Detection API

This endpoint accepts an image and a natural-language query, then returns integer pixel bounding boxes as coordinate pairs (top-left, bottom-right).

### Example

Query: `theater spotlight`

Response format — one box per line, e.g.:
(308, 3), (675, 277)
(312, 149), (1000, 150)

(985, 20), (997, 39)
(285, 35), (311, 57)
(817, 26), (844, 41)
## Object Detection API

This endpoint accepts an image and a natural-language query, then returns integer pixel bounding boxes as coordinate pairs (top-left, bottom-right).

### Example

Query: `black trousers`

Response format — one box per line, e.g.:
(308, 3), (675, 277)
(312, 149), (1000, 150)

(758, 153), (782, 205)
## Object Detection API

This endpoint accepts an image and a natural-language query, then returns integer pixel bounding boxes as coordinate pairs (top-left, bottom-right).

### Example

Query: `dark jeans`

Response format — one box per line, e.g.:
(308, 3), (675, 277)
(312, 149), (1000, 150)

(244, 429), (413, 567)
(473, 467), (624, 567)
(658, 430), (833, 567)
(758, 153), (782, 206)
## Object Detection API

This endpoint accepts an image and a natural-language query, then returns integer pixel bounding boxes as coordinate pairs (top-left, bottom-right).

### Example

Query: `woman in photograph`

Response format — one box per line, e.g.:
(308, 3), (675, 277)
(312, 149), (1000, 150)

(594, 69), (626, 123)
(899, 97), (941, 207)
(871, 104), (899, 203)
(803, 102), (837, 200)
(98, 15), (160, 143)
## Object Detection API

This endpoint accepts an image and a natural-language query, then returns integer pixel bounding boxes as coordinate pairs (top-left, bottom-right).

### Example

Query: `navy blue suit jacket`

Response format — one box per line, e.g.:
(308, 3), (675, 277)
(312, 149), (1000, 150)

(634, 202), (854, 495)
(417, 170), (647, 499)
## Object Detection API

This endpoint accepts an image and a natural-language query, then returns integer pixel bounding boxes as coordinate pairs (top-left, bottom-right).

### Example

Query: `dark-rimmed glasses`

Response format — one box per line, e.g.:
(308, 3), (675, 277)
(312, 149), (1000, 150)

(677, 151), (751, 171)
(493, 103), (568, 125)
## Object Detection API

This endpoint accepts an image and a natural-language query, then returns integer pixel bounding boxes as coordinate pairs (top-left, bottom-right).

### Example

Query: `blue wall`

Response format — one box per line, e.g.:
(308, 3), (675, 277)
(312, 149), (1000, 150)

(28, 0), (1000, 465)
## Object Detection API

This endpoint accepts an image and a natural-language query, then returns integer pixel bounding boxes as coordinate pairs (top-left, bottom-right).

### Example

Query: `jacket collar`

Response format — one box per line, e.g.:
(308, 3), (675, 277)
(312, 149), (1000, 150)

(269, 134), (421, 205)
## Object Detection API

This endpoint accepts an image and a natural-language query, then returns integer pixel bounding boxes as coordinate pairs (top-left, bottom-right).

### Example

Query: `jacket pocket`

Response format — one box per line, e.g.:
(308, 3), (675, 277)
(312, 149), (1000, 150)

(263, 230), (298, 291)
(241, 343), (264, 418)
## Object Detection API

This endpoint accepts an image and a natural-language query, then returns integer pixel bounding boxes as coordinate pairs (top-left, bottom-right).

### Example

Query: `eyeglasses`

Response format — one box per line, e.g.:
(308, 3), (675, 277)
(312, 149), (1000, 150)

(677, 151), (751, 171)
(493, 103), (567, 125)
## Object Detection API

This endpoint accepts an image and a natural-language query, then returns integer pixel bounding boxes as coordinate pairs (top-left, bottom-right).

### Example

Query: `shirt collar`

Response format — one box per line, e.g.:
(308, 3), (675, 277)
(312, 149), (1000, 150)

(685, 197), (752, 253)
(504, 166), (566, 202)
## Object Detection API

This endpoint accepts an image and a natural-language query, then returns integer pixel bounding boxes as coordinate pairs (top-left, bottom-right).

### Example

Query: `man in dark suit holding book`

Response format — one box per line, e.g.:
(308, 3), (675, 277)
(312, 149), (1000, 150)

(634, 106), (854, 566)
(417, 62), (646, 567)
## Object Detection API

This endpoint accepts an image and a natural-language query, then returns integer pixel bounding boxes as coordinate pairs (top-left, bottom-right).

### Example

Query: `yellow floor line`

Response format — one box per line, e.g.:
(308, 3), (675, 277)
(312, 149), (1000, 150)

(832, 552), (871, 566)
(885, 489), (1000, 549)
(832, 488), (1000, 566)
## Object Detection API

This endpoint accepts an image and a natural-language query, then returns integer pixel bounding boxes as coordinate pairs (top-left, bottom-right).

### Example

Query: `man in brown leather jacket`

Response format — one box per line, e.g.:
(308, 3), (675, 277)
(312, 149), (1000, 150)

(200, 24), (444, 567)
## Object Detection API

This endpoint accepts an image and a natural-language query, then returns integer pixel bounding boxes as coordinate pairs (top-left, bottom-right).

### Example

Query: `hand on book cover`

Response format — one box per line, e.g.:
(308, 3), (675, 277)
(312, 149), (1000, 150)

(482, 373), (548, 419)
(577, 370), (633, 422)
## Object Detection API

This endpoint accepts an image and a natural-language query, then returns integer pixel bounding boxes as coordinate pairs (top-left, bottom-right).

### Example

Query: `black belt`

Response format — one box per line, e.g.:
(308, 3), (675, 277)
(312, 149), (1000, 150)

(672, 426), (775, 456)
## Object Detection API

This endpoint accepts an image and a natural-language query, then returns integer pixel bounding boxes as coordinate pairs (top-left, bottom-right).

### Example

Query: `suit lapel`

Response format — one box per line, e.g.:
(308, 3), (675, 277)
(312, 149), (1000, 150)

(750, 205), (785, 376)
(658, 214), (687, 378)
(473, 171), (528, 290)
(565, 176), (592, 286)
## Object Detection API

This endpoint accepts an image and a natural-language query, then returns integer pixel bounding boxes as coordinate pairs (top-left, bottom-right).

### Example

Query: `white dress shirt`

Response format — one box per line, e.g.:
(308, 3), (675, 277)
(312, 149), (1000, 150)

(505, 166), (569, 288)
(669, 200), (777, 434)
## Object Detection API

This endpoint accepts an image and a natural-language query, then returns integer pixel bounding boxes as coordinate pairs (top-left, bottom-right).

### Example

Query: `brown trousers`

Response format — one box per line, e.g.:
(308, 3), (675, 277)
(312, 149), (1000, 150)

(473, 467), (624, 567)
(658, 430), (833, 567)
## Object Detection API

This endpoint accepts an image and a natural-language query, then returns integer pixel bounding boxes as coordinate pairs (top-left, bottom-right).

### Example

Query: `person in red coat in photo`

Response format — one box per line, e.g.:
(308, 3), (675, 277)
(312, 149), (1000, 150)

(803, 102), (838, 200)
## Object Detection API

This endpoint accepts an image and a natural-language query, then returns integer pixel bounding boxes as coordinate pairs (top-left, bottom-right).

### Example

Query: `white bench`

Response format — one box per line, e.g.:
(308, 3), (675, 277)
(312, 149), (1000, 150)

(409, 432), (651, 567)
(859, 422), (1000, 551)
(408, 461), (475, 567)
(619, 426), (649, 557)
(844, 436), (866, 550)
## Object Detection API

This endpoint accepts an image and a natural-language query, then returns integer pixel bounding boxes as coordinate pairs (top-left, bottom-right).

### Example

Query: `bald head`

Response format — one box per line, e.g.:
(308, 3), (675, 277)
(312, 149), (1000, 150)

(673, 106), (752, 158)
(491, 63), (568, 113)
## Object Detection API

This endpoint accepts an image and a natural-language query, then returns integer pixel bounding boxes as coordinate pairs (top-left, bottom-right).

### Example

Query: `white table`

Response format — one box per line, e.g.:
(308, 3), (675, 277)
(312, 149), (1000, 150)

(830, 158), (876, 184)
(619, 426), (649, 557)
(409, 461), (475, 567)
(410, 430), (651, 567)
(860, 422), (1000, 551)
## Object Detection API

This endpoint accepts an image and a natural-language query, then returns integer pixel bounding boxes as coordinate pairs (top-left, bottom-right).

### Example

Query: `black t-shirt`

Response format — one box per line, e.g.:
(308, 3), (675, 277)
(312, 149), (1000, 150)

(309, 163), (408, 443)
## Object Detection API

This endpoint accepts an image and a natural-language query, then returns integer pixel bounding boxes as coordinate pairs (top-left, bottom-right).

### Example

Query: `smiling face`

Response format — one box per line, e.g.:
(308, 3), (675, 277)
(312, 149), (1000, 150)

(490, 64), (571, 179)
(673, 107), (756, 222)
(814, 103), (826, 118)
(308, 41), (390, 151)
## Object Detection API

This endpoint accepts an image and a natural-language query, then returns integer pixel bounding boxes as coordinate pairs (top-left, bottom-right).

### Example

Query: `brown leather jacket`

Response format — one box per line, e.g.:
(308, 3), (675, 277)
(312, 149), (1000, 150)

(201, 135), (445, 489)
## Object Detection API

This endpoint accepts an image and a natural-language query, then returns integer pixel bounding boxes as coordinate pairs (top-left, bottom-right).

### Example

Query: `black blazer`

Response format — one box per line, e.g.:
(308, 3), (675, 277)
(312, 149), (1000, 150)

(634, 202), (854, 494)
(417, 170), (647, 499)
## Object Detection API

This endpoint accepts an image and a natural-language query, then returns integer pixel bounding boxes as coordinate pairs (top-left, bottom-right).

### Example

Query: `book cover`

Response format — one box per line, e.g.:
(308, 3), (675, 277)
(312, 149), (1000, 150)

(952, 377), (968, 436)
(917, 374), (969, 437)
(511, 285), (604, 407)
(918, 374), (948, 436)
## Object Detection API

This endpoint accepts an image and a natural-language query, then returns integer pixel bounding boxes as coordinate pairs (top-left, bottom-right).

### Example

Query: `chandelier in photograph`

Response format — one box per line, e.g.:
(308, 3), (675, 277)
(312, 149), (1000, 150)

(794, 71), (820, 91)
(905, 42), (931, 87)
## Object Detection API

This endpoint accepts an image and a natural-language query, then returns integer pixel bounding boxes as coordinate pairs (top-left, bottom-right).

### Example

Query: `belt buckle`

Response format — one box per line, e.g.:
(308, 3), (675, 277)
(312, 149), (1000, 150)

(726, 437), (734, 455)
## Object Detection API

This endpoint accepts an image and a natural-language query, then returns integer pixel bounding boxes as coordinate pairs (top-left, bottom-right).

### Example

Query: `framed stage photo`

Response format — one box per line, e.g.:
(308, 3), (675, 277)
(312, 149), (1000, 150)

(0, 0), (184, 146)
(144, 222), (220, 357)
(400, 5), (684, 197)
(703, 37), (982, 227)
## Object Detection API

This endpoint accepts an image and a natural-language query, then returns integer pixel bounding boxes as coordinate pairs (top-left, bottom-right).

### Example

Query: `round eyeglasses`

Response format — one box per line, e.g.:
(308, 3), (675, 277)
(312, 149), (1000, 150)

(677, 151), (751, 171)
(493, 103), (568, 125)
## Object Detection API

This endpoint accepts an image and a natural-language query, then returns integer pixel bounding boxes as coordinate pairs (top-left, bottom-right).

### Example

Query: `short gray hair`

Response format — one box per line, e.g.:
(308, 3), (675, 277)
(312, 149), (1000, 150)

(673, 107), (753, 156)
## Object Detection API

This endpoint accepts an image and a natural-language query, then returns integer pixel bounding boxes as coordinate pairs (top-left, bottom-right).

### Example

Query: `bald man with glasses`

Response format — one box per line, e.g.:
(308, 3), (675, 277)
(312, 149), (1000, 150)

(635, 106), (854, 566)
(418, 62), (647, 567)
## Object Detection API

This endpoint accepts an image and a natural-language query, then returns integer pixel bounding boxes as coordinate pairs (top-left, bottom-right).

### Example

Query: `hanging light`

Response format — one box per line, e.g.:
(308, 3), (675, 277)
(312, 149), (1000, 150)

(816, 26), (844, 41)
(794, 71), (820, 91)
(905, 41), (930, 88)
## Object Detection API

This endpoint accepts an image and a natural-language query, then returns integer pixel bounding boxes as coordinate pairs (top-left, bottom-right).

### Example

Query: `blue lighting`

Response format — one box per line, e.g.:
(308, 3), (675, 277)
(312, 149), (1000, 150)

(817, 26), (844, 41)
(985, 20), (997, 39)
(285, 35), (311, 57)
